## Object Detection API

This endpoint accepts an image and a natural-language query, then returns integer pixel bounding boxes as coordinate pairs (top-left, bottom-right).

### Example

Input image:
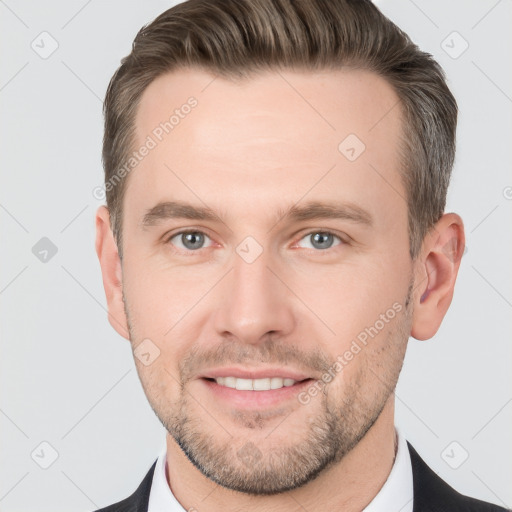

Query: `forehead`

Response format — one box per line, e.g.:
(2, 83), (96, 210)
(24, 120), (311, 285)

(126, 67), (406, 231)
(136, 66), (402, 153)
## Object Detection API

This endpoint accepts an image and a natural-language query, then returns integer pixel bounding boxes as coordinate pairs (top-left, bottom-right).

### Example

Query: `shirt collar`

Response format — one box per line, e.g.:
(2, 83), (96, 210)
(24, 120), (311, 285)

(362, 425), (414, 511)
(148, 426), (413, 512)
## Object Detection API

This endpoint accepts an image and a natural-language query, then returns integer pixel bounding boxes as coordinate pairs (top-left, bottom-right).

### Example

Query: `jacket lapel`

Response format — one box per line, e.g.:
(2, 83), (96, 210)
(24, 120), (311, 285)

(408, 441), (506, 511)
(95, 461), (156, 512)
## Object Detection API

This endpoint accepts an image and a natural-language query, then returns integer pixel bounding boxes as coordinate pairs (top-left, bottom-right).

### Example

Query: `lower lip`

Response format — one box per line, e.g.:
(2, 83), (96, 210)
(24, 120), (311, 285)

(200, 378), (314, 408)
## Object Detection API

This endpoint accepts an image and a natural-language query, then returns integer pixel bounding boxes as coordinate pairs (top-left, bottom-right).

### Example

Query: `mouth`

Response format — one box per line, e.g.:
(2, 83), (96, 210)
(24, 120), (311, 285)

(199, 371), (315, 409)
(205, 376), (306, 390)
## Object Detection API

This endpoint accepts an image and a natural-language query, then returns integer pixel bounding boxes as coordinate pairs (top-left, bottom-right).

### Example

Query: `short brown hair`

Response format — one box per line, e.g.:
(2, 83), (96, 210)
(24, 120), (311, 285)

(102, 0), (457, 260)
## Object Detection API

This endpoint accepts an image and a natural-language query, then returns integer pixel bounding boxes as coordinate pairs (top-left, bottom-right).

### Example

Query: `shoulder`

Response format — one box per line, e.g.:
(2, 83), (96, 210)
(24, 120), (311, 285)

(91, 446), (509, 512)
(407, 442), (509, 512)
(92, 460), (157, 512)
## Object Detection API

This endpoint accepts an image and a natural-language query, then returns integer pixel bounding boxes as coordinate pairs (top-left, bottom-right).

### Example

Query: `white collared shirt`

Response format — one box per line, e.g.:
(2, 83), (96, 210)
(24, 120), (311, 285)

(148, 426), (414, 512)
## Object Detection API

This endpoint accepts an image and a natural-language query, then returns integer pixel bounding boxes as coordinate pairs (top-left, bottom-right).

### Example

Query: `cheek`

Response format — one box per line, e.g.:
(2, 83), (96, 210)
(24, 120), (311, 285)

(301, 255), (409, 344)
(122, 258), (212, 340)
(323, 306), (410, 410)
(122, 263), (224, 391)
(134, 359), (184, 418)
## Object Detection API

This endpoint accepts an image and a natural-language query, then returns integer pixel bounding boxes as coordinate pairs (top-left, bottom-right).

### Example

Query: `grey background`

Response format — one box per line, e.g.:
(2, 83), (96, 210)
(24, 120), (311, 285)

(1, 1), (511, 511)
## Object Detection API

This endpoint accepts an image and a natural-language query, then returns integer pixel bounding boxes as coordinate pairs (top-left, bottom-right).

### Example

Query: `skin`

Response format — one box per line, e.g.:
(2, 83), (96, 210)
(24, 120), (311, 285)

(96, 67), (465, 511)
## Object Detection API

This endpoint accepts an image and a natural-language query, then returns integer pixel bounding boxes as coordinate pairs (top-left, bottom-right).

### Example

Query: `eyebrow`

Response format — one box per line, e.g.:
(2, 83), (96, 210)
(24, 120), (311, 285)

(277, 201), (373, 227)
(142, 201), (219, 227)
(141, 199), (373, 229)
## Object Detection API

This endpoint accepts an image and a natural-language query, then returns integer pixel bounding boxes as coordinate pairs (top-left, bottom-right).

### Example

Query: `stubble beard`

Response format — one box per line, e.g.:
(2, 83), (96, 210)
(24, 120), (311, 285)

(124, 282), (413, 495)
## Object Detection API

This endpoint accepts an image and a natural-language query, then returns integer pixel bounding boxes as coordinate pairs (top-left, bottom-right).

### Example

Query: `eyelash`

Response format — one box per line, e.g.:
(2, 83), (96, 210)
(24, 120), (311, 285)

(164, 228), (348, 255)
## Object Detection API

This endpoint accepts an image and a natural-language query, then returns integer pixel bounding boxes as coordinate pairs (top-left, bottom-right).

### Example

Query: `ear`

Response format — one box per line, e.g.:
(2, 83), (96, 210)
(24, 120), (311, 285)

(411, 213), (465, 341)
(95, 205), (130, 340)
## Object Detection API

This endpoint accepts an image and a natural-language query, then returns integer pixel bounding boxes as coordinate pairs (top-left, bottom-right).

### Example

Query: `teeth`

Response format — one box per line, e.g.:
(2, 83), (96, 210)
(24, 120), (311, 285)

(253, 378), (270, 390)
(224, 376), (236, 388)
(213, 376), (298, 390)
(270, 377), (283, 389)
(235, 378), (253, 391)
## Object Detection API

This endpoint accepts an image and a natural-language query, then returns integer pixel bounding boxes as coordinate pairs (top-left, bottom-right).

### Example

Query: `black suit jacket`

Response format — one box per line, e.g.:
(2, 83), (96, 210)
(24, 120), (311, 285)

(94, 442), (509, 511)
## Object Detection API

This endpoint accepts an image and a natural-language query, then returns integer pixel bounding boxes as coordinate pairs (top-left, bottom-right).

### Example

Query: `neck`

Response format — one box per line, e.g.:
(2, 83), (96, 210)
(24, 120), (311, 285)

(165, 396), (397, 512)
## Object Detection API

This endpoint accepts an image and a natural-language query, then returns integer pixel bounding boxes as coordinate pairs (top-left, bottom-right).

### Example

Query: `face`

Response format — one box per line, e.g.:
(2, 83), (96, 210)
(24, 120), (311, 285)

(118, 68), (415, 494)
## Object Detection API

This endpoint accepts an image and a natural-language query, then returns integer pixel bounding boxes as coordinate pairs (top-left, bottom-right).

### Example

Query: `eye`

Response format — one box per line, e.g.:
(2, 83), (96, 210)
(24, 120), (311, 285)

(296, 231), (344, 251)
(166, 230), (214, 252)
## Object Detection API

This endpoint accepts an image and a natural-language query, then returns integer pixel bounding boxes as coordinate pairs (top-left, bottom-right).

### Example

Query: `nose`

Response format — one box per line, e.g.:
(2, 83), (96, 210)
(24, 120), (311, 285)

(212, 248), (296, 345)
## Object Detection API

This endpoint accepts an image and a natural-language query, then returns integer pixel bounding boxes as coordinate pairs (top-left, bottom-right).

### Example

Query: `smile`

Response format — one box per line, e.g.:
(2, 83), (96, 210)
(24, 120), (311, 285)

(213, 376), (298, 391)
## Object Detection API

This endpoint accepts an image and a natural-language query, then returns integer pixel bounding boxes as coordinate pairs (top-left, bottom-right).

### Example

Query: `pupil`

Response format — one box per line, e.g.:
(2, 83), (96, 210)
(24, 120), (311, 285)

(183, 232), (203, 249)
(312, 232), (332, 249)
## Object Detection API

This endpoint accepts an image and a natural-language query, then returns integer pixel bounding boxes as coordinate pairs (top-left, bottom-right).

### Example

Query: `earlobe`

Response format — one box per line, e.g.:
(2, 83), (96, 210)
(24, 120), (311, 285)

(95, 206), (130, 340)
(411, 213), (465, 341)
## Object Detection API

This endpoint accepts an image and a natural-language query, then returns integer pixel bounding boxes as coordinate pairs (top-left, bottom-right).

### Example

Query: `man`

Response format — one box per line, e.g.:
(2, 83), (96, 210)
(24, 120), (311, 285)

(94, 0), (507, 510)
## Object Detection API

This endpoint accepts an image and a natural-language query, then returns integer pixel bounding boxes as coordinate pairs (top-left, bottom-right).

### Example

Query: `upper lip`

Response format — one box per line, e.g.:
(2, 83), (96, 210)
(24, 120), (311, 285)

(199, 367), (312, 381)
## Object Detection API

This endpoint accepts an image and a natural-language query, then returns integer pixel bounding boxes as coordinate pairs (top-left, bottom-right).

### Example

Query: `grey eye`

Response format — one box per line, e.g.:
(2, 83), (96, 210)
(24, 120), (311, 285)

(169, 231), (212, 251)
(298, 232), (342, 250)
